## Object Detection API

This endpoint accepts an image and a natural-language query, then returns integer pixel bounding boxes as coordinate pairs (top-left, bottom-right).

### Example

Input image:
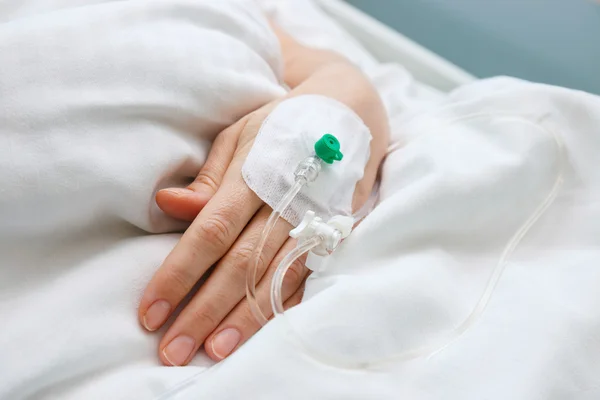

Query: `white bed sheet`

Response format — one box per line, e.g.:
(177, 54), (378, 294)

(1, 1), (599, 399)
(174, 77), (600, 400)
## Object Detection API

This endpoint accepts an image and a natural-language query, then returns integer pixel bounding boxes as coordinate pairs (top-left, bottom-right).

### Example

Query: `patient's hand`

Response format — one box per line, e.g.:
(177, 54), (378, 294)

(138, 26), (389, 366)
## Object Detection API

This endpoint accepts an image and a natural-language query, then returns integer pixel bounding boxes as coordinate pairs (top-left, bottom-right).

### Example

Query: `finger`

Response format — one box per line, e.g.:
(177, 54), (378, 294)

(206, 278), (307, 362)
(204, 239), (309, 361)
(156, 117), (249, 221)
(139, 165), (262, 332)
(157, 206), (291, 366)
(282, 283), (305, 308)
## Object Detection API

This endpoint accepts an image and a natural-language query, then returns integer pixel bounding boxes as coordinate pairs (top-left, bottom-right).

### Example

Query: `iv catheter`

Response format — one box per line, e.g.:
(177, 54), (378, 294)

(246, 133), (348, 326)
(246, 131), (380, 326)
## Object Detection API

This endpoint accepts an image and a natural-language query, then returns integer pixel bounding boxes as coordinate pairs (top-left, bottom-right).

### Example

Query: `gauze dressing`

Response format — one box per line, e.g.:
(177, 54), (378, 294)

(242, 94), (371, 226)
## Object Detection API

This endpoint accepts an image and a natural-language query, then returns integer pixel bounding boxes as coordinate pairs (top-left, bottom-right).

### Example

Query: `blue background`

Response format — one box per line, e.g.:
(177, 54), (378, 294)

(346, 0), (600, 94)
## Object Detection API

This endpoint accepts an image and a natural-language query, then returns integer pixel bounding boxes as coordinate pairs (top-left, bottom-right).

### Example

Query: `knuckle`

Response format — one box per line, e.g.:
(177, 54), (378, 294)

(260, 237), (279, 260)
(235, 304), (261, 331)
(239, 311), (260, 331)
(162, 266), (196, 295)
(231, 243), (255, 265)
(192, 172), (219, 193)
(281, 258), (306, 294)
(189, 303), (220, 329)
(195, 216), (233, 250)
(229, 243), (267, 279)
(229, 244), (254, 275)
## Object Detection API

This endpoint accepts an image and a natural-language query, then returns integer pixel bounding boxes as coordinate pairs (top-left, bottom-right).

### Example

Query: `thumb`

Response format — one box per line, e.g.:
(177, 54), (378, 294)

(156, 118), (246, 221)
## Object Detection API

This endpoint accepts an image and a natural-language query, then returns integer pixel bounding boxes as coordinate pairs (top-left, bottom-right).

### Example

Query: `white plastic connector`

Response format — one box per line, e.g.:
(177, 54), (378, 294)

(327, 215), (354, 238)
(289, 210), (354, 261)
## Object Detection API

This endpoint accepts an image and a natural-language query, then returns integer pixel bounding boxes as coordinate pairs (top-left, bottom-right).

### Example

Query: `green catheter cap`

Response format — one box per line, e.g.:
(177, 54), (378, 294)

(314, 134), (343, 164)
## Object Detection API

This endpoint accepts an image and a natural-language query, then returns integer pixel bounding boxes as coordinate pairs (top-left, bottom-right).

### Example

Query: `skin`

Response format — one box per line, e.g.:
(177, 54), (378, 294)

(138, 24), (390, 366)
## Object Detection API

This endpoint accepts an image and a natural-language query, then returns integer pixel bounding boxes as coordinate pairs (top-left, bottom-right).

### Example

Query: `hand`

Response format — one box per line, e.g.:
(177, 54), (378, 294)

(142, 101), (309, 365)
(138, 27), (389, 366)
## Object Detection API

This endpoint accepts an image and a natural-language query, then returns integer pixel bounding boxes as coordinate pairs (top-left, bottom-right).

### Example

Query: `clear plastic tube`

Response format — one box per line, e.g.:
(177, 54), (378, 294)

(270, 236), (322, 317)
(273, 117), (566, 369)
(265, 178), (380, 325)
(247, 155), (324, 325)
(246, 178), (305, 326)
(267, 179), (380, 321)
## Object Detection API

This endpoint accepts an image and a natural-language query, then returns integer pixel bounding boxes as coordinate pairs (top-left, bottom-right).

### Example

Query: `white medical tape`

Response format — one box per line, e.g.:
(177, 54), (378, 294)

(242, 95), (371, 226)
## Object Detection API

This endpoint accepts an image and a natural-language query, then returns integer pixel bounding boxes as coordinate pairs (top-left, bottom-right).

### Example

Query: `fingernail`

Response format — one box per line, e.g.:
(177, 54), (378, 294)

(161, 188), (193, 196)
(211, 328), (241, 360)
(163, 335), (196, 366)
(142, 300), (171, 331)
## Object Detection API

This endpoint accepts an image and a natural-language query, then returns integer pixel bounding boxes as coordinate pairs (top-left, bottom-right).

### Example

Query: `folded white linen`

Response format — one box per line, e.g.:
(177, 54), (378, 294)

(175, 77), (600, 400)
(2, 0), (599, 399)
(0, 1), (284, 398)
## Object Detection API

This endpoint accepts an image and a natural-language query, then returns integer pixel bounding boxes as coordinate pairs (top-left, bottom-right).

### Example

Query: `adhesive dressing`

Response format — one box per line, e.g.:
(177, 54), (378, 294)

(242, 94), (371, 227)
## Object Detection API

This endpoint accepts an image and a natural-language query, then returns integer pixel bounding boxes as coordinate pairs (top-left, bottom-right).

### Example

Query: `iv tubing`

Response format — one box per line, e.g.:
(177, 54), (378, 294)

(268, 182), (379, 328)
(271, 236), (322, 317)
(248, 176), (379, 326)
(246, 178), (306, 326)
(272, 117), (565, 369)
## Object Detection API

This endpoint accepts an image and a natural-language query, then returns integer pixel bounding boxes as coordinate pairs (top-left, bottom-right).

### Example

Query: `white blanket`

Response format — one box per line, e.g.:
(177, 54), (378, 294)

(1, 1), (599, 399)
